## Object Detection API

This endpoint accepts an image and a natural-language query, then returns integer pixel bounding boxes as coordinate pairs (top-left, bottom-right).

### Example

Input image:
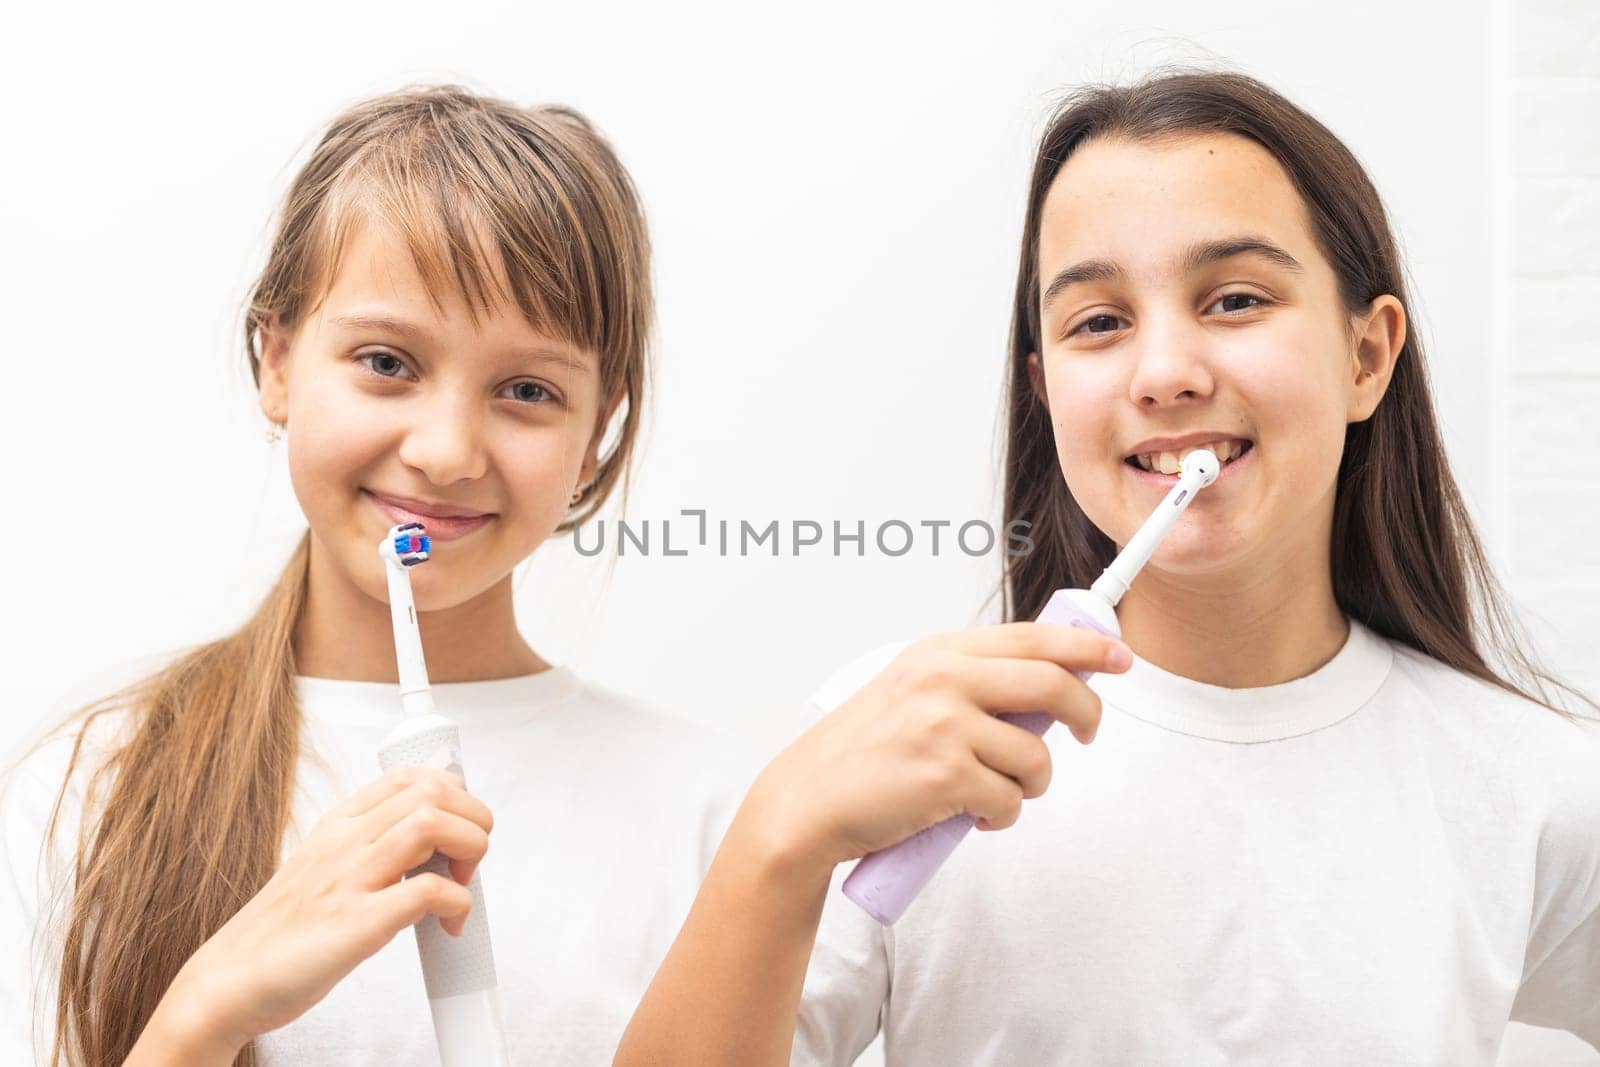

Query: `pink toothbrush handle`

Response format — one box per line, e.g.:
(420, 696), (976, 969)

(840, 592), (1118, 924)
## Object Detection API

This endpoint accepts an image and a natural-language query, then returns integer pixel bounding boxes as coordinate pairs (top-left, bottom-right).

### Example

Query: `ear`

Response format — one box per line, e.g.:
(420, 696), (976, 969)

(256, 313), (292, 426)
(1346, 295), (1406, 424)
(1026, 352), (1049, 411)
(578, 382), (627, 487)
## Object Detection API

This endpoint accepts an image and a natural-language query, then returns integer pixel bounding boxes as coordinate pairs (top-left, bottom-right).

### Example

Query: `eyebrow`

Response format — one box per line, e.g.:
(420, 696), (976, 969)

(330, 313), (433, 341)
(328, 313), (590, 368)
(1040, 236), (1305, 314)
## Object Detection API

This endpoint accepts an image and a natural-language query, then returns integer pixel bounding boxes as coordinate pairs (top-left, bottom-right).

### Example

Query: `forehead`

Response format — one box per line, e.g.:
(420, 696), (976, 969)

(317, 214), (505, 322)
(1038, 132), (1317, 282)
(311, 213), (583, 359)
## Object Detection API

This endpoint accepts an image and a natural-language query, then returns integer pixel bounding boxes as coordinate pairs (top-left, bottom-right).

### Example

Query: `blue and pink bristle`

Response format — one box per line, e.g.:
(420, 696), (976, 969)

(393, 522), (431, 566)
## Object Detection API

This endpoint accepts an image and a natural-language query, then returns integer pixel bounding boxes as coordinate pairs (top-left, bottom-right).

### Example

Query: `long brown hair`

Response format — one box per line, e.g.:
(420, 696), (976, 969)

(25, 83), (654, 1066)
(1003, 67), (1597, 723)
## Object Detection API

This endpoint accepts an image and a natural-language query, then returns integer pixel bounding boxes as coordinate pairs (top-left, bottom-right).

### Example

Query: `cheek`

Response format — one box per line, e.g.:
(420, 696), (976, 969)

(1223, 333), (1350, 458)
(283, 390), (391, 514)
(501, 448), (569, 507)
(497, 421), (593, 508)
(1043, 362), (1121, 468)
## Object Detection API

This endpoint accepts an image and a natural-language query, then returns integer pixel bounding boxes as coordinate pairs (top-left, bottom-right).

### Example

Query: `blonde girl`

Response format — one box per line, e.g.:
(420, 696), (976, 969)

(1, 84), (748, 1065)
(619, 69), (1600, 1065)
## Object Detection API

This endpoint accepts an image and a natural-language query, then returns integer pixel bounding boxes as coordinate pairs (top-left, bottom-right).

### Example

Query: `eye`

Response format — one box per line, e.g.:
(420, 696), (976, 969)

(1209, 292), (1271, 315)
(502, 381), (554, 405)
(1068, 313), (1126, 338)
(357, 350), (413, 380)
(355, 351), (561, 407)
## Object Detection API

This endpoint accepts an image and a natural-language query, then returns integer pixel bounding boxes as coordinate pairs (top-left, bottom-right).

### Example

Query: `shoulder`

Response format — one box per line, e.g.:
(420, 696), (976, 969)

(1, 704), (137, 921)
(558, 670), (765, 791)
(552, 672), (768, 866)
(806, 639), (916, 721)
(2, 650), (176, 831)
(1384, 639), (1600, 758)
(3, 705), (135, 824)
(1385, 639), (1600, 840)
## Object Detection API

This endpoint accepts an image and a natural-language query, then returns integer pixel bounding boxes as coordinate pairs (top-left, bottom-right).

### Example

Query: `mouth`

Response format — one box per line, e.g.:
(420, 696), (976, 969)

(363, 490), (495, 541)
(1123, 438), (1254, 485)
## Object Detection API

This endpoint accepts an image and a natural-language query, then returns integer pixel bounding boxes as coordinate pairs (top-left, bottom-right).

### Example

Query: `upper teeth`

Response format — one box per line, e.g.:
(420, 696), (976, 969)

(1132, 439), (1248, 474)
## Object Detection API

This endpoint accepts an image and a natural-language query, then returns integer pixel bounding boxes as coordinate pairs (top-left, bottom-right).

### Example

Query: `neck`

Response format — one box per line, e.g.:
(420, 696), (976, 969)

(1111, 530), (1348, 690)
(293, 531), (548, 684)
(1116, 575), (1348, 690)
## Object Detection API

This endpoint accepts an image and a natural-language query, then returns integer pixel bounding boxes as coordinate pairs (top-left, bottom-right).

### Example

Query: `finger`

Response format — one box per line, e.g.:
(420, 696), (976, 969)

(956, 763), (1026, 833)
(354, 772), (495, 841)
(366, 806), (491, 886)
(328, 767), (421, 819)
(950, 657), (1104, 740)
(332, 765), (464, 820)
(966, 713), (1054, 798)
(373, 872), (474, 939)
(449, 856), (480, 886)
(940, 621), (1128, 672)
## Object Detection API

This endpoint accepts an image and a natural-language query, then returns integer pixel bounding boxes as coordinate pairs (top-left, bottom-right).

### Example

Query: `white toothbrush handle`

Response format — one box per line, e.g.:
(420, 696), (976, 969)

(378, 714), (511, 1066)
(382, 550), (435, 716)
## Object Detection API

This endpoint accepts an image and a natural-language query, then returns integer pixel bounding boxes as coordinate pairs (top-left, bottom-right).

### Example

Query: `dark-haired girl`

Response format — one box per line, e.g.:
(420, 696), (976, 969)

(619, 70), (1600, 1066)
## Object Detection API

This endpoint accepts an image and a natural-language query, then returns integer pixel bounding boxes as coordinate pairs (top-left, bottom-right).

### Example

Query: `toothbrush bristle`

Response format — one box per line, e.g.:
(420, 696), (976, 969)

(392, 528), (431, 565)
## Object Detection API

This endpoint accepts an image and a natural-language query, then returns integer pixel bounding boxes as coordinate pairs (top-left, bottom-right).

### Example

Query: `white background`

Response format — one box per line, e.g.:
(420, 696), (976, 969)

(0, 1), (1594, 1063)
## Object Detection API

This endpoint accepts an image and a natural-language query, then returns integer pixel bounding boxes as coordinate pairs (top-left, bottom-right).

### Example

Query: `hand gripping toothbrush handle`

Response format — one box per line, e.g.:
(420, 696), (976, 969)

(376, 526), (511, 1067)
(839, 589), (1118, 926)
(840, 449), (1220, 925)
(377, 719), (509, 1066)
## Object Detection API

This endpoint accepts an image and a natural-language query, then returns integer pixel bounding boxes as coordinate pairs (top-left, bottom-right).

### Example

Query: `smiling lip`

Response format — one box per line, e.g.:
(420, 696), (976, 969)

(1124, 439), (1254, 488)
(1123, 431), (1250, 458)
(364, 490), (495, 541)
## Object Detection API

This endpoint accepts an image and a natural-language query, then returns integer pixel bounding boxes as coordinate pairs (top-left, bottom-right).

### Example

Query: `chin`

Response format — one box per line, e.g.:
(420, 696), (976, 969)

(1151, 524), (1252, 573)
(405, 570), (488, 614)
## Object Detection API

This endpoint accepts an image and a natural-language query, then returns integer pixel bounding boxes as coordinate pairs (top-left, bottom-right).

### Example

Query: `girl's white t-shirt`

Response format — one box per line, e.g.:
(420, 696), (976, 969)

(1, 666), (759, 1065)
(792, 618), (1600, 1066)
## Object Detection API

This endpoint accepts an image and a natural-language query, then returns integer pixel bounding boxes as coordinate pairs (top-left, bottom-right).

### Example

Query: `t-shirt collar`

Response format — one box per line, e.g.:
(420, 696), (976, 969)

(293, 666), (578, 727)
(1089, 617), (1394, 743)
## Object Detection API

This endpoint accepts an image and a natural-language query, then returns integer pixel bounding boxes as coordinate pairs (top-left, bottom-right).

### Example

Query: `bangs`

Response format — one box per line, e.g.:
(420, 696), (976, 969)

(246, 85), (651, 528)
(300, 127), (625, 360)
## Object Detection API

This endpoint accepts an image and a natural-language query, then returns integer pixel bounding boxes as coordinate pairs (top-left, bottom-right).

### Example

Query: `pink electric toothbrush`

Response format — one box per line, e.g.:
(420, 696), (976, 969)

(376, 522), (511, 1066)
(842, 448), (1222, 925)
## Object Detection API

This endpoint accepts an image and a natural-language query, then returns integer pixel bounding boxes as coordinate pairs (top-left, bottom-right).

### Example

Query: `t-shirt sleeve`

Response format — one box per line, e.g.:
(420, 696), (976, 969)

(791, 859), (892, 1067)
(789, 641), (911, 1067)
(0, 735), (85, 1067)
(1507, 717), (1600, 1048)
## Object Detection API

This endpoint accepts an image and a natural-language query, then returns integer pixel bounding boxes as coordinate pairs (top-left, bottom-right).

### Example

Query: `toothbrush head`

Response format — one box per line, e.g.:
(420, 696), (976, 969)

(1178, 448), (1220, 489)
(379, 522), (431, 567)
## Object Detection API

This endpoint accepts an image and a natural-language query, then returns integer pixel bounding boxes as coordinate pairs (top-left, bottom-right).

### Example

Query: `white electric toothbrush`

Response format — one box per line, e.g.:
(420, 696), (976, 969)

(842, 448), (1223, 924)
(376, 521), (511, 1066)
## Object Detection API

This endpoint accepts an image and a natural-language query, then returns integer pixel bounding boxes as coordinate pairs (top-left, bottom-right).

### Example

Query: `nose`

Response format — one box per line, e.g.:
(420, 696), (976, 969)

(1124, 314), (1216, 408)
(395, 392), (490, 486)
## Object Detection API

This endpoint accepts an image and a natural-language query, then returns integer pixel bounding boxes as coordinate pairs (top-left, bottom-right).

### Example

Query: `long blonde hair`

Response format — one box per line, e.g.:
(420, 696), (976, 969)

(28, 83), (653, 1066)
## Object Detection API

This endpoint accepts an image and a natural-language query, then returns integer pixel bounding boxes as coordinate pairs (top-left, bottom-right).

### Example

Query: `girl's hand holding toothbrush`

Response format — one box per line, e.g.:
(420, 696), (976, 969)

(127, 765), (492, 1065)
(739, 623), (1131, 877)
(618, 624), (1130, 1066)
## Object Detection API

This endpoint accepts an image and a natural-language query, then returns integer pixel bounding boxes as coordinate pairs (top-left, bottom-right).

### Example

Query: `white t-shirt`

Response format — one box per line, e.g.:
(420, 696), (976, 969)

(1, 665), (759, 1066)
(792, 618), (1600, 1066)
